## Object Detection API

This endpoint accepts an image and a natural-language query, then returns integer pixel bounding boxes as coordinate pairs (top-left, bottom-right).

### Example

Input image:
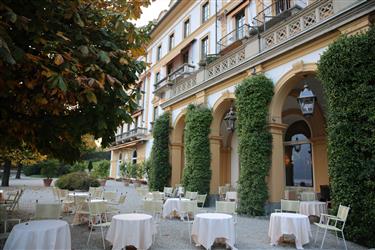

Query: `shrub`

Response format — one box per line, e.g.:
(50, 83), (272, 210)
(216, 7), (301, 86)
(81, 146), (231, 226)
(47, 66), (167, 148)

(183, 105), (212, 194)
(23, 164), (41, 176)
(318, 27), (375, 247)
(40, 159), (60, 178)
(91, 160), (110, 179)
(149, 113), (171, 191)
(55, 171), (100, 191)
(235, 74), (274, 215)
(70, 161), (86, 173)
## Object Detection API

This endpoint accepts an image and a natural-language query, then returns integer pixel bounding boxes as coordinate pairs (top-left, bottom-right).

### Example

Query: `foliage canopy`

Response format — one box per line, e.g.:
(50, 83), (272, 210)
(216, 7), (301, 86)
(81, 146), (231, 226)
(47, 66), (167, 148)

(0, 0), (151, 162)
(318, 27), (375, 247)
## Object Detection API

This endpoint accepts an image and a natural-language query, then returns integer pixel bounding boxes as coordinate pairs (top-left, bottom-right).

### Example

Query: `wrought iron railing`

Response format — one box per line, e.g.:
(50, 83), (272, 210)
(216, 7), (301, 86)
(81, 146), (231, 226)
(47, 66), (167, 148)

(217, 24), (256, 52)
(168, 63), (195, 81)
(115, 127), (147, 143)
(253, 0), (307, 31)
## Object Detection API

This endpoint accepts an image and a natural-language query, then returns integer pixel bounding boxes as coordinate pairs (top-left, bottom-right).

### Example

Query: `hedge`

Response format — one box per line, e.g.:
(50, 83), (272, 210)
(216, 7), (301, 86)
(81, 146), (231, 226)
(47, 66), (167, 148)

(183, 105), (212, 194)
(235, 75), (274, 215)
(149, 112), (171, 191)
(318, 27), (375, 247)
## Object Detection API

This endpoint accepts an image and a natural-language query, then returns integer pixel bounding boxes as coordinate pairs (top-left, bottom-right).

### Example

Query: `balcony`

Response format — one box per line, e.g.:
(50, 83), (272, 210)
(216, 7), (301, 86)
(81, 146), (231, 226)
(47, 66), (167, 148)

(154, 63), (196, 96)
(114, 127), (147, 144)
(160, 0), (369, 108)
(217, 24), (257, 53)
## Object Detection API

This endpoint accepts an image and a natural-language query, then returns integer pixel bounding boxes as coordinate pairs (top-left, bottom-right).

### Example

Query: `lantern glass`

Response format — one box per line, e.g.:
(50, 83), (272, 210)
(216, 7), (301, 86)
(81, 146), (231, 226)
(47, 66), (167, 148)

(297, 84), (316, 117)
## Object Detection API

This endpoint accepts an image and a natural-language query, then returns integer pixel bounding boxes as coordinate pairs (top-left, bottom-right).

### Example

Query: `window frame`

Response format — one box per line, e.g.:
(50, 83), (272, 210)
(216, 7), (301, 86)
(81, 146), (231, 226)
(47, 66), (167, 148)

(156, 44), (162, 61)
(200, 35), (209, 60)
(201, 1), (210, 23)
(169, 32), (175, 51)
(183, 18), (190, 38)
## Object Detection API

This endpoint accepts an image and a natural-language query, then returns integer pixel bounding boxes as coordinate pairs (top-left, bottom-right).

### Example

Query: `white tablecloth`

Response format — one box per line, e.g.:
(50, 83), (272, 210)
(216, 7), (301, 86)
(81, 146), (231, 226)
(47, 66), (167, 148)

(299, 201), (327, 217)
(191, 213), (236, 250)
(68, 191), (90, 197)
(269, 213), (311, 249)
(162, 198), (189, 218)
(106, 213), (153, 250)
(4, 220), (71, 250)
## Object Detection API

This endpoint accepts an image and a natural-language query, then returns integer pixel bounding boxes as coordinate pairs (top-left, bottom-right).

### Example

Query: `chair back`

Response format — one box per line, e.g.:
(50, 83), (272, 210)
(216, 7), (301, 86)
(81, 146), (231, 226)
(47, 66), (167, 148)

(35, 203), (61, 220)
(218, 186), (228, 196)
(225, 191), (237, 202)
(9, 189), (23, 212)
(152, 191), (164, 200)
(163, 187), (173, 197)
(215, 201), (236, 214)
(89, 187), (103, 199)
(136, 187), (149, 199)
(197, 194), (207, 207)
(143, 200), (163, 215)
(88, 201), (107, 216)
(177, 186), (185, 196)
(0, 205), (8, 222)
(52, 187), (59, 200)
(300, 192), (316, 201)
(280, 199), (300, 213)
(180, 200), (197, 215)
(103, 191), (117, 202)
(337, 204), (350, 222)
(185, 191), (198, 200)
(118, 194), (126, 205)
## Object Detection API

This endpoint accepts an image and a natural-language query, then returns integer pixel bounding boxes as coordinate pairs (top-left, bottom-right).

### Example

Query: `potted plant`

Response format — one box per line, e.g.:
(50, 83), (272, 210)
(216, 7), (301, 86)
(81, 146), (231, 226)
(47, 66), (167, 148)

(40, 160), (59, 187)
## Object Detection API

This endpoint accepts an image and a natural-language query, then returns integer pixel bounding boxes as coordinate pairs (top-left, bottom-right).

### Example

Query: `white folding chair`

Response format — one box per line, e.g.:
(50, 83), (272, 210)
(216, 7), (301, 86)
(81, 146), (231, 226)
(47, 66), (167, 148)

(34, 203), (62, 220)
(300, 192), (316, 201)
(143, 200), (163, 242)
(103, 191), (117, 203)
(197, 194), (207, 208)
(0, 205), (20, 246)
(314, 204), (350, 250)
(180, 200), (197, 244)
(87, 201), (110, 249)
(163, 187), (173, 198)
(275, 199), (300, 213)
(152, 191), (164, 201)
(216, 201), (237, 223)
(185, 191), (198, 200)
(225, 191), (237, 202)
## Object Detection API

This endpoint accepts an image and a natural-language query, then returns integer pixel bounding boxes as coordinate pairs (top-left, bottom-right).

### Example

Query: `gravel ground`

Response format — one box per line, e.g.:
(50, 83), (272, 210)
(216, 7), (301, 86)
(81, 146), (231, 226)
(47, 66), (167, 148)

(1, 175), (367, 250)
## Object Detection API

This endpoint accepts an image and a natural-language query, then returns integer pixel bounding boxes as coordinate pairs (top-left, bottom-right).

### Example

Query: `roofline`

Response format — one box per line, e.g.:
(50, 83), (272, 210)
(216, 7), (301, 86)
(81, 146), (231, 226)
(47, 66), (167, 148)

(149, 0), (182, 37)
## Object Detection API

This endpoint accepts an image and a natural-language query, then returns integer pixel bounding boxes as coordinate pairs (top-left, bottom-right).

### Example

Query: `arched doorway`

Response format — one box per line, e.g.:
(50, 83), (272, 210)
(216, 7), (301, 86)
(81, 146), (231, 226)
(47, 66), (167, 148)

(268, 63), (329, 204)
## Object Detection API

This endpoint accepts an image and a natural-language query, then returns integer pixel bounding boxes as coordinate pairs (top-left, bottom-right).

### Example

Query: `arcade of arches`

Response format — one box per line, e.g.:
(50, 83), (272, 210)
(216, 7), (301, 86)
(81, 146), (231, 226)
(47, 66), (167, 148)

(169, 63), (329, 205)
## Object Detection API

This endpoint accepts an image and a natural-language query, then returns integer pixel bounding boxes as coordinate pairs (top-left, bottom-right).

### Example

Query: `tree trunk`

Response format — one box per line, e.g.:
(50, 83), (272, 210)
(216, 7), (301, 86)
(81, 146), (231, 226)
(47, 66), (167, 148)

(16, 164), (22, 179)
(1, 160), (11, 187)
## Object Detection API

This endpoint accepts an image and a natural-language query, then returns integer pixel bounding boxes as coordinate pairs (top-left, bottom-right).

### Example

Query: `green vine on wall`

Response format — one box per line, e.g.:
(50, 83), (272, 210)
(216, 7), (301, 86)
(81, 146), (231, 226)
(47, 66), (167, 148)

(318, 27), (375, 247)
(235, 74), (274, 215)
(149, 112), (171, 191)
(183, 104), (213, 194)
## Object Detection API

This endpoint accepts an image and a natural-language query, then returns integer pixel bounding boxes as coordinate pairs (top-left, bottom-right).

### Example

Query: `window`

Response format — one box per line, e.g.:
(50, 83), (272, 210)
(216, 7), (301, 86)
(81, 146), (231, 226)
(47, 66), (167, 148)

(202, 2), (209, 23)
(155, 72), (160, 85)
(183, 51), (189, 64)
(235, 10), (246, 40)
(201, 36), (209, 59)
(167, 64), (173, 75)
(153, 106), (158, 121)
(169, 33), (175, 51)
(276, 0), (291, 15)
(157, 45), (162, 61)
(184, 19), (190, 38)
(132, 150), (137, 164)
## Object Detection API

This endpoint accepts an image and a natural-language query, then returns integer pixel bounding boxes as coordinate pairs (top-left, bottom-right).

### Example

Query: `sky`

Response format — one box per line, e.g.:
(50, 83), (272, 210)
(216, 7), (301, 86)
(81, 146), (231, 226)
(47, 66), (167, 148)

(135, 0), (171, 27)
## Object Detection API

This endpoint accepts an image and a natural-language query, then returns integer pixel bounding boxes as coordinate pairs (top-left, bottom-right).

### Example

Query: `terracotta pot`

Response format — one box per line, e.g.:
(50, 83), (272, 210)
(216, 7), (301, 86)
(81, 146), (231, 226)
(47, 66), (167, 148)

(99, 179), (107, 186)
(43, 178), (53, 187)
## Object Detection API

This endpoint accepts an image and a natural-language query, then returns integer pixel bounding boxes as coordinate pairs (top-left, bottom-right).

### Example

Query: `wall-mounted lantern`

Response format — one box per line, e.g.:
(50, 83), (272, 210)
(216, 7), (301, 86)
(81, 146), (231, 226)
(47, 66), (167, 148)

(224, 106), (236, 132)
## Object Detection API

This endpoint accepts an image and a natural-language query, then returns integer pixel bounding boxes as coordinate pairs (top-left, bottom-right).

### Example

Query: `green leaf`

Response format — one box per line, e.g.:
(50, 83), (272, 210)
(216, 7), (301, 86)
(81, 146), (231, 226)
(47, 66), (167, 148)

(56, 76), (67, 92)
(98, 51), (110, 64)
(85, 91), (97, 104)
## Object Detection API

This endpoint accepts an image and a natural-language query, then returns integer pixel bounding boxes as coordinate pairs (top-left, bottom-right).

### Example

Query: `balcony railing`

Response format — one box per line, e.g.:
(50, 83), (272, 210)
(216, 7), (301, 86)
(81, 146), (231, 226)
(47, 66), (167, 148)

(115, 127), (147, 143)
(217, 24), (256, 52)
(159, 0), (362, 106)
(253, 0), (306, 31)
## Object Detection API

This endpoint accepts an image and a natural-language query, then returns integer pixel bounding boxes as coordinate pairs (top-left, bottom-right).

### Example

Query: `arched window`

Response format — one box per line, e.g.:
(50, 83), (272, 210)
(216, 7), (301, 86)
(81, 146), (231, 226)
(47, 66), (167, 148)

(132, 150), (137, 164)
(284, 120), (313, 187)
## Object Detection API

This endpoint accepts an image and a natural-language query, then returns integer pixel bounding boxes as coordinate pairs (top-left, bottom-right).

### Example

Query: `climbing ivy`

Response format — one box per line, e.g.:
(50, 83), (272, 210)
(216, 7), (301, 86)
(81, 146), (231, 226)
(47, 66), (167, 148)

(149, 112), (171, 191)
(183, 104), (212, 194)
(235, 74), (274, 215)
(318, 27), (375, 247)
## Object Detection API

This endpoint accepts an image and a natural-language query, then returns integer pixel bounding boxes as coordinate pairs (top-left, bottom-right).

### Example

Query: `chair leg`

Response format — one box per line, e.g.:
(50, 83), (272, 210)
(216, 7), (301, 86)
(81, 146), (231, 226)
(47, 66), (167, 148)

(341, 231), (347, 250)
(314, 226), (320, 244)
(100, 226), (105, 249)
(320, 227), (328, 249)
(87, 222), (93, 246)
(335, 230), (339, 244)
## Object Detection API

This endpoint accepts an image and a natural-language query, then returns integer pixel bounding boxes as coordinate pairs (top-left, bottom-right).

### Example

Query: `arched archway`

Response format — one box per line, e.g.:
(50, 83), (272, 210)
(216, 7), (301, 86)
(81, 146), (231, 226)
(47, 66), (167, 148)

(170, 110), (186, 187)
(268, 62), (329, 205)
(210, 92), (238, 193)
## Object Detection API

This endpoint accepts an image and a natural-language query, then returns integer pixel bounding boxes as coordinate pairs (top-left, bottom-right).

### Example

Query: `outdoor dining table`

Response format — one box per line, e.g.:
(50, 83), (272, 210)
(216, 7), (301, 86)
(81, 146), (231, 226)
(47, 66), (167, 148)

(191, 213), (237, 250)
(299, 201), (327, 217)
(162, 197), (190, 218)
(106, 213), (154, 250)
(268, 212), (311, 249)
(4, 219), (71, 250)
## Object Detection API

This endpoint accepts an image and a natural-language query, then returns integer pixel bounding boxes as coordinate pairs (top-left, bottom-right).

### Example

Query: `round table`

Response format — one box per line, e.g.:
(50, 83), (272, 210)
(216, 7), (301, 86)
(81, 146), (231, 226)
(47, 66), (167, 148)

(106, 213), (153, 250)
(162, 198), (189, 218)
(4, 220), (71, 250)
(191, 213), (236, 250)
(299, 201), (327, 217)
(269, 212), (311, 249)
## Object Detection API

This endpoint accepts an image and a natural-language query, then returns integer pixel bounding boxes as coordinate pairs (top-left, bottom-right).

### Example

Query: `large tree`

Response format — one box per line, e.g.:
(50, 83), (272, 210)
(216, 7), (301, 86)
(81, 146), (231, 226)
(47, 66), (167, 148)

(0, 0), (151, 163)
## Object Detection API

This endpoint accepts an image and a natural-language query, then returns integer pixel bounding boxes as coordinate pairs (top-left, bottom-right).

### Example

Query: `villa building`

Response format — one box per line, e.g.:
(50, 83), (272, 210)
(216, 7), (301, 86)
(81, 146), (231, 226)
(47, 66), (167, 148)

(109, 0), (375, 209)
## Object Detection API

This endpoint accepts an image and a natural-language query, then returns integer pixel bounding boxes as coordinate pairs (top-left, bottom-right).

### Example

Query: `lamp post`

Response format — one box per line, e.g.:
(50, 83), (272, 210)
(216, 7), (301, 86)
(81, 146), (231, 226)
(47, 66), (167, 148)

(297, 84), (316, 117)
(224, 106), (236, 132)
